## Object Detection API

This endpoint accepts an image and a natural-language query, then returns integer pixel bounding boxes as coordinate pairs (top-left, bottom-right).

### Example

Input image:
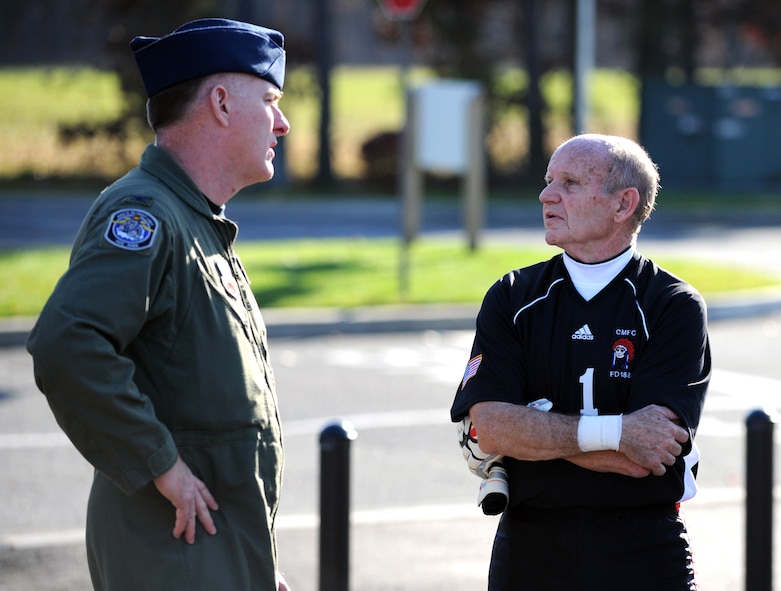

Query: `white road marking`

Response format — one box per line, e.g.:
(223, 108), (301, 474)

(1, 487), (771, 551)
(0, 528), (84, 550)
(0, 505), (493, 550)
(706, 369), (781, 414)
(2, 369), (779, 450)
(0, 431), (69, 450)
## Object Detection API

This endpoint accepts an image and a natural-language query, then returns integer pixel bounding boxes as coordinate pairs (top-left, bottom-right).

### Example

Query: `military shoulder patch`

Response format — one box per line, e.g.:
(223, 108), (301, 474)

(104, 208), (159, 251)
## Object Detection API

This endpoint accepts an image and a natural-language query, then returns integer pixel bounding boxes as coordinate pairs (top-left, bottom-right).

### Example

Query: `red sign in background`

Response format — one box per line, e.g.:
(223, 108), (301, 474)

(379, 0), (426, 20)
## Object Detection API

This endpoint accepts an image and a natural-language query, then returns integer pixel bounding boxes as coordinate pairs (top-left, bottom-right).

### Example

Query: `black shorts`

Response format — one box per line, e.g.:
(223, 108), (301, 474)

(488, 504), (696, 591)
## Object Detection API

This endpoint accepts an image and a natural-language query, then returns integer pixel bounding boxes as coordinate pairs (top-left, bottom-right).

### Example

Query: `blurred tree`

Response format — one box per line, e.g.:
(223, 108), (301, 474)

(42, 0), (222, 174)
(737, 0), (781, 64)
(523, 0), (546, 186)
(5, 0), (780, 186)
(402, 0), (549, 186)
(636, 0), (697, 80)
(97, 0), (219, 129)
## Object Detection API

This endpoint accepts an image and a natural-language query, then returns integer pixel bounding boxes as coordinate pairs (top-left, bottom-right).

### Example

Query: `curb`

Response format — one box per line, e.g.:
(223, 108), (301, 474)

(704, 288), (781, 322)
(3, 294), (781, 348)
(0, 318), (37, 349)
(262, 303), (479, 339)
(0, 304), (481, 348)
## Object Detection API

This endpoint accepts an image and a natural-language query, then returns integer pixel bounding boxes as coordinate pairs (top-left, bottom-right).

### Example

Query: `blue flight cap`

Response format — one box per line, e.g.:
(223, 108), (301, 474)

(130, 18), (286, 97)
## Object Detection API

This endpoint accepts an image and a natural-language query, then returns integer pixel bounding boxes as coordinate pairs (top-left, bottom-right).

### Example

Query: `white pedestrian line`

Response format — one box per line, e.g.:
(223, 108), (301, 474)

(706, 369), (781, 414)
(0, 505), (492, 550)
(0, 431), (69, 450)
(2, 487), (772, 551)
(0, 528), (85, 550)
(323, 343), (470, 384)
(2, 369), (779, 450)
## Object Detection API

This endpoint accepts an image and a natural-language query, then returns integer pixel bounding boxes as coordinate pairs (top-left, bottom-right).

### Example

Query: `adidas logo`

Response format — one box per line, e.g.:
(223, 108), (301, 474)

(571, 324), (595, 340)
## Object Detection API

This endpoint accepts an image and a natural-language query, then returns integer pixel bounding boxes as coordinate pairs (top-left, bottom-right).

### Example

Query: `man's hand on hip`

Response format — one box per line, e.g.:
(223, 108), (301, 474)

(154, 456), (219, 544)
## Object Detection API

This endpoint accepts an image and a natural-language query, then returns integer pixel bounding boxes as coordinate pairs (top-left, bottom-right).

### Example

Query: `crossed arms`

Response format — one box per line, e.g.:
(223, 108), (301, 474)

(469, 401), (689, 478)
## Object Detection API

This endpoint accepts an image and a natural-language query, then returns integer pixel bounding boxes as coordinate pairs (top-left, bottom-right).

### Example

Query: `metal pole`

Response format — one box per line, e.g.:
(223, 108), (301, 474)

(399, 87), (420, 301)
(463, 93), (485, 252)
(745, 409), (774, 591)
(319, 420), (358, 591)
(316, 0), (334, 185)
(574, 0), (595, 134)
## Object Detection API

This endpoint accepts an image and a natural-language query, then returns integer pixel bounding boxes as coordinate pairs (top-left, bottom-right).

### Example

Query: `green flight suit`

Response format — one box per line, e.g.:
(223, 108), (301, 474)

(27, 144), (284, 591)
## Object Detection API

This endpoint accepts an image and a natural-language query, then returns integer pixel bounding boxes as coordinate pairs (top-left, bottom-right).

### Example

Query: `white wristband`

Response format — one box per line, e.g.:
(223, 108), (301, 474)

(577, 415), (623, 452)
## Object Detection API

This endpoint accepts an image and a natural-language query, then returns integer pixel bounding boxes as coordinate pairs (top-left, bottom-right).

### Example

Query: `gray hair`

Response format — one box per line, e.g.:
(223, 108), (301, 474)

(146, 72), (254, 131)
(560, 134), (660, 228)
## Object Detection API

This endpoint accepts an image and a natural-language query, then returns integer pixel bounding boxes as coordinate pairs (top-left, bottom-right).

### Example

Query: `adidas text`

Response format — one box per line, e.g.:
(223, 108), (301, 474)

(571, 324), (595, 341)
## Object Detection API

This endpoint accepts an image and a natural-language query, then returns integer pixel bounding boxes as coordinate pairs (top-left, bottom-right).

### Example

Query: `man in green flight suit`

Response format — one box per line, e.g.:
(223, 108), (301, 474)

(27, 18), (293, 591)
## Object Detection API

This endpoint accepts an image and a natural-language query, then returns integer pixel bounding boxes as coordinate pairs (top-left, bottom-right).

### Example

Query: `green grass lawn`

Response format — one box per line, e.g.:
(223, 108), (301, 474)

(1, 238), (778, 317)
(0, 65), (638, 182)
(1, 66), (778, 318)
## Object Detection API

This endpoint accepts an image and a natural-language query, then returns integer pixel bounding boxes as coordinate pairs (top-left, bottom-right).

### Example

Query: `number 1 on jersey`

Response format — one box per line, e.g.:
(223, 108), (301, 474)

(579, 368), (598, 416)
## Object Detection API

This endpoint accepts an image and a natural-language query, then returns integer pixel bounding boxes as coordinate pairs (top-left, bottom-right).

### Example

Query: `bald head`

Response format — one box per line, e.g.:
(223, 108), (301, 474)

(554, 134), (660, 228)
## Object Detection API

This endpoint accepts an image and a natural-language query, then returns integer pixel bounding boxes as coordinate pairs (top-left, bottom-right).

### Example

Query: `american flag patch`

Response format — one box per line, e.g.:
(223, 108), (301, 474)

(461, 354), (483, 389)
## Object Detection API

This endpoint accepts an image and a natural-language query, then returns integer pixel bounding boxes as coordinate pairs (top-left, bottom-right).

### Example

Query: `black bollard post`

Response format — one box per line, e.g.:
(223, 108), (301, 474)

(745, 409), (774, 591)
(319, 420), (358, 591)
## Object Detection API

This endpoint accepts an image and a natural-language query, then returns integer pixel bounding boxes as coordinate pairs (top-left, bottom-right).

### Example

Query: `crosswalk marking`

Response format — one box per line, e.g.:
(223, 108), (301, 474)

(4, 486), (777, 551)
(3, 366), (779, 451)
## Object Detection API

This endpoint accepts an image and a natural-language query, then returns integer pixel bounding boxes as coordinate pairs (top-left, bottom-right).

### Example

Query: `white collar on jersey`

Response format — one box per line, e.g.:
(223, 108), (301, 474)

(563, 247), (635, 301)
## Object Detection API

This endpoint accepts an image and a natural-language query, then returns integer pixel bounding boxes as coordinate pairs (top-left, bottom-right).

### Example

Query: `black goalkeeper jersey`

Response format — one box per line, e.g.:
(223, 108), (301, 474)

(451, 251), (711, 509)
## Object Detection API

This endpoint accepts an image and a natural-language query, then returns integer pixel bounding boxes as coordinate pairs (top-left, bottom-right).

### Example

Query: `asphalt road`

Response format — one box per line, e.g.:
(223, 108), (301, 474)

(3, 189), (781, 247)
(1, 312), (780, 591)
(1, 192), (781, 590)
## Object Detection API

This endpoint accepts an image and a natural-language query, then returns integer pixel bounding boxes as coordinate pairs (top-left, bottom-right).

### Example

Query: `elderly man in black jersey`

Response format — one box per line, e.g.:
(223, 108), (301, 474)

(451, 133), (710, 591)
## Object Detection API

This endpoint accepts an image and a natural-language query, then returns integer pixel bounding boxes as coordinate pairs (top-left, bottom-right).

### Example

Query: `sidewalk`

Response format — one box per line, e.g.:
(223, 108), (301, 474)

(2, 193), (781, 346)
(2, 270), (781, 346)
(3, 283), (781, 348)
